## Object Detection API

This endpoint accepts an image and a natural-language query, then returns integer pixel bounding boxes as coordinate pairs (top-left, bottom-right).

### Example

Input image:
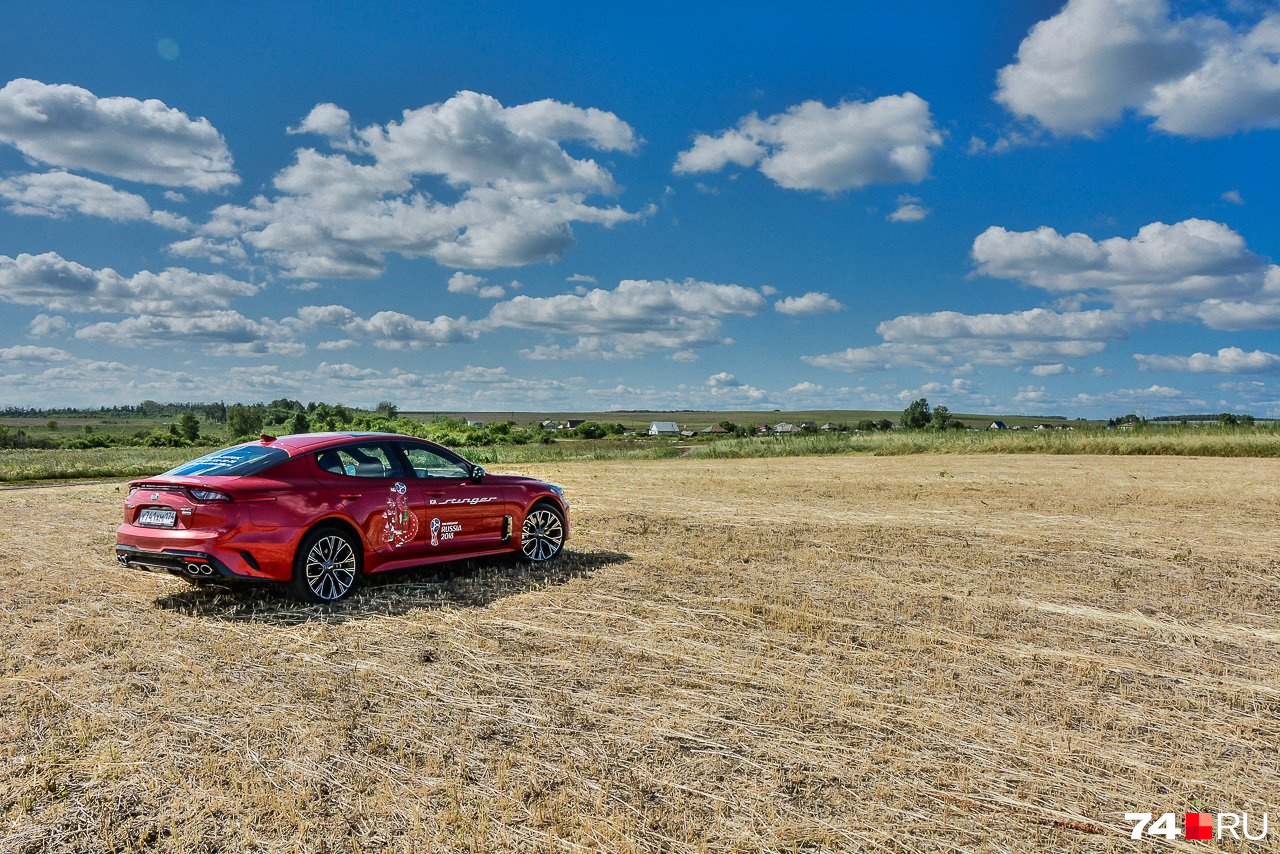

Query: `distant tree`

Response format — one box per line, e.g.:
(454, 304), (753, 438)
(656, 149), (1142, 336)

(287, 411), (310, 435)
(83, 424), (94, 434)
(227, 403), (264, 437)
(571, 422), (608, 439)
(1241, 414), (1256, 427)
(901, 398), (932, 430)
(138, 399), (161, 417)
(1218, 412), (1240, 427)
(376, 401), (398, 418)
(855, 419), (876, 432)
(875, 419), (893, 431)
(178, 413), (200, 442)
(46, 419), (57, 431)
(203, 401), (227, 423)
(930, 405), (953, 431)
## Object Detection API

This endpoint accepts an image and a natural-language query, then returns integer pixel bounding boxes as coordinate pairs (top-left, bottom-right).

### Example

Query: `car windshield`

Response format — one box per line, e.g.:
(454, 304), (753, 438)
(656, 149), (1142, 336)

(163, 444), (288, 478)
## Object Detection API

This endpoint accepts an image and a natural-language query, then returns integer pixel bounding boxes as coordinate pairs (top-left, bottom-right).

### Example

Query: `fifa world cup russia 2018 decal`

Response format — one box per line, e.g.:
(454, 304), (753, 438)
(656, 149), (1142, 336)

(379, 482), (419, 548)
(429, 517), (461, 546)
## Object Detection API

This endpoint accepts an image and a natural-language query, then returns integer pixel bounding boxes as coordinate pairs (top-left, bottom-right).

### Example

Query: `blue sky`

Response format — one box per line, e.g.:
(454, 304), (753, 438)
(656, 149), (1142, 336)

(1, 0), (1278, 417)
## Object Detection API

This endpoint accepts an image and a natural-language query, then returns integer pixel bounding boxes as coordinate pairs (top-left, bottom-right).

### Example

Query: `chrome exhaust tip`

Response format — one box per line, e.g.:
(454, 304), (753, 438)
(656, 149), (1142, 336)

(186, 562), (213, 576)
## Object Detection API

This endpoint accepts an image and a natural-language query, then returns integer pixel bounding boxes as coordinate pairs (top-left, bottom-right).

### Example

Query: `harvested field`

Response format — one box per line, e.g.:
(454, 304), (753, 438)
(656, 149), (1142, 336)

(1, 455), (1278, 851)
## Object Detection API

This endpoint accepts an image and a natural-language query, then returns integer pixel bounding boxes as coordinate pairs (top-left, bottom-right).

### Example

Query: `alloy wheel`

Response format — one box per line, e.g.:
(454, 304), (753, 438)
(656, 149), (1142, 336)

(521, 507), (564, 561)
(305, 534), (358, 601)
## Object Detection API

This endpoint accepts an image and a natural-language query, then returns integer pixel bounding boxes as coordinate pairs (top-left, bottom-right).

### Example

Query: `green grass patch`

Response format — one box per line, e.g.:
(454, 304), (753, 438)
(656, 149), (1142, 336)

(2, 429), (1277, 484)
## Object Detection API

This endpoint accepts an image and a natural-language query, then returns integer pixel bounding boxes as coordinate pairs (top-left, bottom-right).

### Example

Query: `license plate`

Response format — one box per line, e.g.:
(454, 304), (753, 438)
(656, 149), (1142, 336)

(137, 508), (177, 528)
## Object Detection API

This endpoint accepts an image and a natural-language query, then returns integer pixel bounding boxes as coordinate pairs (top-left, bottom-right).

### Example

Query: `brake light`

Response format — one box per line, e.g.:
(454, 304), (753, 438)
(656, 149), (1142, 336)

(188, 488), (232, 502)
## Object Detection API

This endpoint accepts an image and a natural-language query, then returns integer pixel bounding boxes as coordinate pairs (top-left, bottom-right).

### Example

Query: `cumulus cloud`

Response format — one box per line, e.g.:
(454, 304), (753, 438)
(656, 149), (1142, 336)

(447, 271), (505, 299)
(878, 308), (1128, 341)
(0, 171), (191, 228)
(27, 313), (68, 337)
(996, 0), (1280, 138)
(673, 94), (942, 192)
(0, 78), (237, 189)
(887, 195), (930, 222)
(75, 311), (302, 356)
(971, 219), (1269, 312)
(0, 344), (72, 363)
(489, 277), (765, 358)
(774, 291), (846, 315)
(809, 219), (1280, 377)
(293, 304), (479, 349)
(200, 91), (646, 276)
(1135, 347), (1280, 374)
(804, 337), (1109, 373)
(0, 252), (259, 315)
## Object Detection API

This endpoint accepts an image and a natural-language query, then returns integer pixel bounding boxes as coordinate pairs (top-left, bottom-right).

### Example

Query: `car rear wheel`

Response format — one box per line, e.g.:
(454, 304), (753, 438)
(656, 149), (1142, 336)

(520, 504), (564, 562)
(290, 527), (361, 603)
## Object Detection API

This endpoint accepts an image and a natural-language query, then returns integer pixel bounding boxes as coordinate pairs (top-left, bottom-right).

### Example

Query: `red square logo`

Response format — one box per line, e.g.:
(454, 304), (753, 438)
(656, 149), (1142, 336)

(1186, 812), (1214, 840)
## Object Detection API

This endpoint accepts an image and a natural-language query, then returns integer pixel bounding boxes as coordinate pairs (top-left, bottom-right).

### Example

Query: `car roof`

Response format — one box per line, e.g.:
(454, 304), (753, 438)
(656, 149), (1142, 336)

(262, 432), (435, 455)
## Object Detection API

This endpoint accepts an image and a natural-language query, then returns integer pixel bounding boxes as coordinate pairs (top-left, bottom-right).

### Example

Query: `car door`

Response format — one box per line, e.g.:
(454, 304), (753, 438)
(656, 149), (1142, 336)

(312, 441), (428, 561)
(396, 442), (509, 555)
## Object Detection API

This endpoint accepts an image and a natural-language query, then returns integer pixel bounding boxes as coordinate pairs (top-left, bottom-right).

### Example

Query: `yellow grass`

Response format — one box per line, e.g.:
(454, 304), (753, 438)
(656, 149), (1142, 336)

(1, 455), (1278, 851)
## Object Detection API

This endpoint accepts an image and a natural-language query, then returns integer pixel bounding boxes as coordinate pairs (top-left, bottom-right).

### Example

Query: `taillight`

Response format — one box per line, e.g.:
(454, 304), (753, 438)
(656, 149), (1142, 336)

(188, 488), (231, 502)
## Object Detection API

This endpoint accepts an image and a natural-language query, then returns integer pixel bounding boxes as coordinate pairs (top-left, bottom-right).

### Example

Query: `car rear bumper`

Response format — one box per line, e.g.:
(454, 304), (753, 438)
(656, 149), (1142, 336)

(114, 544), (274, 584)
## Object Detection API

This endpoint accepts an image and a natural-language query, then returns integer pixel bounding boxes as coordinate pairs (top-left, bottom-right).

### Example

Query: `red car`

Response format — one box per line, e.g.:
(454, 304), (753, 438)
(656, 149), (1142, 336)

(115, 432), (568, 603)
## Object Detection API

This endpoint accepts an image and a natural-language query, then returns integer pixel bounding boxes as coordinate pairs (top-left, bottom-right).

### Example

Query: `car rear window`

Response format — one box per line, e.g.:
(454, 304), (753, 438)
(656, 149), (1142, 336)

(163, 444), (289, 477)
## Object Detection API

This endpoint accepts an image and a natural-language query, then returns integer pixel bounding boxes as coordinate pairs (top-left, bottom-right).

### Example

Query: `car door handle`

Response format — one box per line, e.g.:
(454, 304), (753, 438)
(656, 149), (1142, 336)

(338, 492), (361, 500)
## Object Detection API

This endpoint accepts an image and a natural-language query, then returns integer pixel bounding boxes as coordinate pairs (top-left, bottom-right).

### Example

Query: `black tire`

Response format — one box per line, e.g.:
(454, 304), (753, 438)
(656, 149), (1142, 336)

(520, 503), (565, 562)
(290, 526), (362, 603)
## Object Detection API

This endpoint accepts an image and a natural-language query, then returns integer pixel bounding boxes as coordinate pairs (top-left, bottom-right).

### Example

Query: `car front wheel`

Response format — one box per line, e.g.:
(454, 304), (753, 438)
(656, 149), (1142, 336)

(520, 504), (565, 562)
(290, 526), (361, 603)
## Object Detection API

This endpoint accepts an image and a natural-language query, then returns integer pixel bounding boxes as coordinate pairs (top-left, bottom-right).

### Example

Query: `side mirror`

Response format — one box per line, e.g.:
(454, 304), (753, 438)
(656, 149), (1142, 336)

(470, 464), (486, 481)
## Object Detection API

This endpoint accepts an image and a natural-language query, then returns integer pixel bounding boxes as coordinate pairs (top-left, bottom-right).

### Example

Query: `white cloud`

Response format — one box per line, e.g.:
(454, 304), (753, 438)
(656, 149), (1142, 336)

(566, 273), (597, 283)
(1222, 189), (1245, 205)
(293, 304), (479, 349)
(447, 271), (505, 299)
(0, 252), (259, 315)
(489, 277), (765, 358)
(774, 291), (846, 315)
(674, 93), (942, 192)
(0, 344), (72, 364)
(1196, 265), (1280, 330)
(804, 337), (1109, 373)
(1135, 347), (1280, 374)
(971, 219), (1268, 312)
(1029, 363), (1074, 377)
(0, 78), (237, 189)
(316, 339), (357, 351)
(996, 1), (1280, 138)
(879, 308), (1128, 341)
(75, 311), (302, 356)
(887, 195), (930, 222)
(203, 91), (646, 276)
(0, 171), (191, 228)
(1014, 385), (1050, 403)
(27, 313), (68, 337)
(707, 371), (740, 387)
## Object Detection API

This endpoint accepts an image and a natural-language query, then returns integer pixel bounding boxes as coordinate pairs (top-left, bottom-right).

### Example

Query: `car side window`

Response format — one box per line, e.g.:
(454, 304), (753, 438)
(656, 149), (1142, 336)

(316, 444), (399, 478)
(400, 445), (470, 479)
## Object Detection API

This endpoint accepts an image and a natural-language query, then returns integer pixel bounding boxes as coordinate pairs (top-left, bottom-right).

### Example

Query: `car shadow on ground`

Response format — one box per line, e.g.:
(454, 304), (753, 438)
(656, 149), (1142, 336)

(151, 548), (630, 625)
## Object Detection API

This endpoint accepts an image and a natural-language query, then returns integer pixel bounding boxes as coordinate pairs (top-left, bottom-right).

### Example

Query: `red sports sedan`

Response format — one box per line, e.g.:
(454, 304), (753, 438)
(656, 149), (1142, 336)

(115, 432), (568, 602)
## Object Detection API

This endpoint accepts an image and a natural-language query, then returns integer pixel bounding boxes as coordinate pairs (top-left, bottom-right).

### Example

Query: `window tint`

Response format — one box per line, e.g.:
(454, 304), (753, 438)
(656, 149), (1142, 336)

(401, 445), (470, 479)
(165, 444), (288, 477)
(315, 444), (399, 478)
